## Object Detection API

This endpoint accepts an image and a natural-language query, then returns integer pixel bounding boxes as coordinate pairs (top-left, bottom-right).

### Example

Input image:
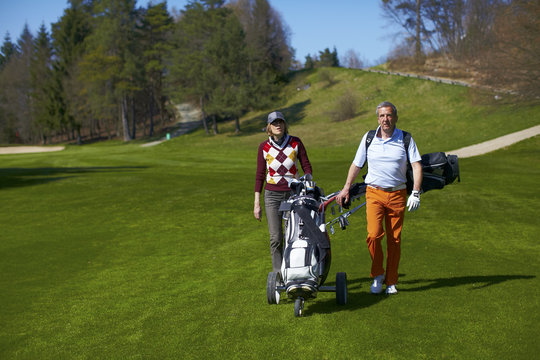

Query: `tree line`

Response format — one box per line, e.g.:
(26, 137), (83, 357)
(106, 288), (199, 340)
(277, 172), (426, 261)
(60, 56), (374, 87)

(0, 0), (296, 144)
(382, 0), (539, 97)
(2, 0), (536, 145)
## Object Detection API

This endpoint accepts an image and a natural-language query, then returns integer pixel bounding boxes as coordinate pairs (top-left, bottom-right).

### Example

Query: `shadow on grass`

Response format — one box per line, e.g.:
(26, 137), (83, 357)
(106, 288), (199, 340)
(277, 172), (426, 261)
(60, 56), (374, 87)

(300, 274), (535, 316)
(0, 166), (148, 189)
(232, 99), (311, 136)
(399, 274), (536, 292)
(302, 277), (386, 317)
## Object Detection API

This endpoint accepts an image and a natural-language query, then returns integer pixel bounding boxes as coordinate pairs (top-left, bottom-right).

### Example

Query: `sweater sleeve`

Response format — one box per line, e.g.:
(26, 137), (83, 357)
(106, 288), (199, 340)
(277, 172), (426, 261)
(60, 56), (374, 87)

(297, 138), (312, 175)
(254, 141), (267, 193)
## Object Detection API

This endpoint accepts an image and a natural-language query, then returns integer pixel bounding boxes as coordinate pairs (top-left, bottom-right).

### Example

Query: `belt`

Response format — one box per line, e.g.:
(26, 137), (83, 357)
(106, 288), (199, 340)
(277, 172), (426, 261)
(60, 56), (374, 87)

(368, 184), (407, 192)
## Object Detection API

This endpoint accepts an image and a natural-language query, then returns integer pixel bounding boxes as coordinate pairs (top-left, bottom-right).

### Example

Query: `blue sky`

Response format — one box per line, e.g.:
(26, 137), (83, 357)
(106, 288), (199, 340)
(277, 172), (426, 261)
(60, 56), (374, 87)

(0, 0), (403, 65)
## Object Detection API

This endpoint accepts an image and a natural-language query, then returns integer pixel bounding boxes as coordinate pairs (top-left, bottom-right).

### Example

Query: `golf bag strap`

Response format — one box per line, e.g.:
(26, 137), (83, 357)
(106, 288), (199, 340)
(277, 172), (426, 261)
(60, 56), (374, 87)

(293, 204), (330, 267)
(366, 130), (411, 164)
(293, 206), (329, 247)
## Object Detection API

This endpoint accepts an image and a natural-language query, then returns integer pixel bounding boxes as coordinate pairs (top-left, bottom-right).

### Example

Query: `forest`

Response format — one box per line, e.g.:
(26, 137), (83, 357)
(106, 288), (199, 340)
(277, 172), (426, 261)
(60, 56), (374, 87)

(0, 0), (538, 145)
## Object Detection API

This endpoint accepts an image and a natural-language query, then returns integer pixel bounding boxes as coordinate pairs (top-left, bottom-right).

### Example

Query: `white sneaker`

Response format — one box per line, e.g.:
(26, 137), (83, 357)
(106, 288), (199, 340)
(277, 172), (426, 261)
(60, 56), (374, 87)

(386, 285), (398, 295)
(370, 274), (385, 294)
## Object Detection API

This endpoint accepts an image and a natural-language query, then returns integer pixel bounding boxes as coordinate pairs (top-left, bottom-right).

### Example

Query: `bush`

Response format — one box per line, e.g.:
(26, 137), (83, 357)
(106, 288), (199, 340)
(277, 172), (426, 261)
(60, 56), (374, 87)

(330, 91), (357, 122)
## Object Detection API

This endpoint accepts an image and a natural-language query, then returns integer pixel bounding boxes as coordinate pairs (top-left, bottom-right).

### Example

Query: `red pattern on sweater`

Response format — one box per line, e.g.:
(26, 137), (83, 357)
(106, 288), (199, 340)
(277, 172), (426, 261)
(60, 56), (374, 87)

(255, 135), (312, 192)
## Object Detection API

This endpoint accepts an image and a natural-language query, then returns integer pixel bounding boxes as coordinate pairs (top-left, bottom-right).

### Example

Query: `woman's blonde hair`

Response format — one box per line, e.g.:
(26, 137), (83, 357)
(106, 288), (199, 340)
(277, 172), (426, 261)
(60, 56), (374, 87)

(266, 120), (288, 137)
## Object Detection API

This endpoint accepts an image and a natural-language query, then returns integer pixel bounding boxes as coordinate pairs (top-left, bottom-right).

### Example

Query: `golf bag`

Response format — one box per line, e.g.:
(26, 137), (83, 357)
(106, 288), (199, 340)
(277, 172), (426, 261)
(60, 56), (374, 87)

(407, 152), (460, 193)
(278, 175), (331, 298)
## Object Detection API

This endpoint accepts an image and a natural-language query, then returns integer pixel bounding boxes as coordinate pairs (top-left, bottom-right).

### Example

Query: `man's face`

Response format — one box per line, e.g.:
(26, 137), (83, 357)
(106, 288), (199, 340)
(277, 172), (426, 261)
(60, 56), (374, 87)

(377, 107), (397, 133)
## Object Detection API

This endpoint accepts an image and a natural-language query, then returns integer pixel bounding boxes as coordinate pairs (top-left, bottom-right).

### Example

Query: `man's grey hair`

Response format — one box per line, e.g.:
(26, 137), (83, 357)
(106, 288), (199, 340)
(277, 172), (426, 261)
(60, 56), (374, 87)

(376, 101), (398, 117)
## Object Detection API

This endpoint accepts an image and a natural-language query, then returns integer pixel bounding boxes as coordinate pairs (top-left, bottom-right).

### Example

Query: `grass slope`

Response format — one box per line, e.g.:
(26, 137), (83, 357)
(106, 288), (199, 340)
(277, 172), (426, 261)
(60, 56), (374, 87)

(1, 69), (539, 359)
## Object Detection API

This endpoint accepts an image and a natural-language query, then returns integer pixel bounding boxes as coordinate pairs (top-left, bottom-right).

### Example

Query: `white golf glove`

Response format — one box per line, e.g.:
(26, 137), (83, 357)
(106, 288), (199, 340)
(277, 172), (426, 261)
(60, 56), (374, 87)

(407, 190), (420, 212)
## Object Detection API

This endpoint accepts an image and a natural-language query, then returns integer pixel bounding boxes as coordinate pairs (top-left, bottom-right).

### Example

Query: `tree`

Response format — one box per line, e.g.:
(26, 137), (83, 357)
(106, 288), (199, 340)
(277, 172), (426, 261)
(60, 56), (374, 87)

(0, 32), (21, 142)
(0, 25), (34, 143)
(51, 0), (93, 143)
(341, 49), (364, 69)
(139, 1), (174, 137)
(304, 54), (314, 69)
(0, 33), (19, 70)
(382, 0), (429, 64)
(479, 0), (540, 98)
(318, 47), (339, 67)
(79, 0), (141, 141)
(30, 24), (56, 144)
(168, 0), (250, 134)
(229, 0), (293, 109)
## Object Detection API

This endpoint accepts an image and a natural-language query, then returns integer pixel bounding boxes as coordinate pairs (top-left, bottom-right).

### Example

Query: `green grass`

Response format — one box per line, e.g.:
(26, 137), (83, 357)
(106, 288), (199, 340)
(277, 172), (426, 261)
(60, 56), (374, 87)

(1, 69), (539, 359)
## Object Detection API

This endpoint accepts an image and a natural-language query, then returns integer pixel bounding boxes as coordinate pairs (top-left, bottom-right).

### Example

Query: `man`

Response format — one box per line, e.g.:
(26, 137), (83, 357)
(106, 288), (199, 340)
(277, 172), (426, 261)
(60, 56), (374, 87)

(336, 101), (422, 295)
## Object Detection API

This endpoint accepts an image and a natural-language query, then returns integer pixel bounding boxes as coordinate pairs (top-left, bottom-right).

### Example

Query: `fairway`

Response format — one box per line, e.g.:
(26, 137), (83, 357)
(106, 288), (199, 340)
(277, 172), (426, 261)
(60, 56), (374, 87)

(1, 70), (539, 359)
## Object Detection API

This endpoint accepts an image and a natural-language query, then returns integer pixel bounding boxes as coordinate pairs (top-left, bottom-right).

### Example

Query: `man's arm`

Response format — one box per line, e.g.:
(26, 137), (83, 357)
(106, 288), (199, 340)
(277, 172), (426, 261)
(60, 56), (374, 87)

(407, 161), (423, 212)
(336, 163), (362, 206)
(411, 161), (422, 192)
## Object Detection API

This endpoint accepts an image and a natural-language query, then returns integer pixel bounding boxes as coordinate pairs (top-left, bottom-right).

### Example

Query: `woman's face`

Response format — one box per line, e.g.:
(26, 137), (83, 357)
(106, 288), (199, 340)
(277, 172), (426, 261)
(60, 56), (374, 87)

(270, 119), (285, 138)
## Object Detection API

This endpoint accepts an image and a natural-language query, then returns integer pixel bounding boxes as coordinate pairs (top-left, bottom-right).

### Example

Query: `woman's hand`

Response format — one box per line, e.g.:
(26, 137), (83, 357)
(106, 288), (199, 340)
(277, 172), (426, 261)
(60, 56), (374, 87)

(253, 204), (262, 221)
(254, 192), (262, 221)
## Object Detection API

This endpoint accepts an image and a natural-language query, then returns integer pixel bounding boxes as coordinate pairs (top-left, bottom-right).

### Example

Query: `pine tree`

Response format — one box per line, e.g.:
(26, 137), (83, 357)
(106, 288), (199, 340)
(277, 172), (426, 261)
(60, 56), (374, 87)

(139, 1), (174, 137)
(230, 0), (293, 109)
(30, 24), (55, 144)
(78, 0), (143, 141)
(0, 33), (19, 70)
(51, 0), (93, 143)
(0, 25), (34, 143)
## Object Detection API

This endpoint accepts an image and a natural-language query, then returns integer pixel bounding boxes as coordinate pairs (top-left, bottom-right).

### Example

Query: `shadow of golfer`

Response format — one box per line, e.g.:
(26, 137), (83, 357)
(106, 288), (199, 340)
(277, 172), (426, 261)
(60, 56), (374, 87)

(301, 274), (535, 316)
(399, 274), (535, 292)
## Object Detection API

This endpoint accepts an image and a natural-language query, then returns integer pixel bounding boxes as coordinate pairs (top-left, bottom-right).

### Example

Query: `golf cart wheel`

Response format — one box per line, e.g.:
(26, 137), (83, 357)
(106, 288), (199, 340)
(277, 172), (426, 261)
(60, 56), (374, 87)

(294, 297), (304, 317)
(266, 272), (281, 305)
(336, 272), (347, 305)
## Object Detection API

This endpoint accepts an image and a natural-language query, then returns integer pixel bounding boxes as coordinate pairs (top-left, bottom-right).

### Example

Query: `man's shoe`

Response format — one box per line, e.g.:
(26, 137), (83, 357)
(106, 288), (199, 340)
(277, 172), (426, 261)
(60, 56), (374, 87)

(386, 285), (398, 295)
(370, 274), (385, 294)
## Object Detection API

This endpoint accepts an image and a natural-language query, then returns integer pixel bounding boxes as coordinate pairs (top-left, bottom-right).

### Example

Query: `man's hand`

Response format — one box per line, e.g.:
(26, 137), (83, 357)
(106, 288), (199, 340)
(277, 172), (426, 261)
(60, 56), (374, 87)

(335, 188), (350, 207)
(407, 190), (420, 212)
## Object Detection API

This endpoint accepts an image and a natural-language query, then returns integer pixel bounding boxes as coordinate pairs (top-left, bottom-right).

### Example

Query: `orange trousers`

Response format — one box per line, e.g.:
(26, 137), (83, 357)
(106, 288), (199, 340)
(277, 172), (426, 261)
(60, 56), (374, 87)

(365, 186), (407, 286)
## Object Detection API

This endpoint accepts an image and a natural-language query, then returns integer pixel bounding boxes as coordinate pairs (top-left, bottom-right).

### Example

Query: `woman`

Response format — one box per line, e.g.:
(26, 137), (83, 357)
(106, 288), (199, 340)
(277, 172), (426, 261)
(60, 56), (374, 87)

(254, 111), (312, 275)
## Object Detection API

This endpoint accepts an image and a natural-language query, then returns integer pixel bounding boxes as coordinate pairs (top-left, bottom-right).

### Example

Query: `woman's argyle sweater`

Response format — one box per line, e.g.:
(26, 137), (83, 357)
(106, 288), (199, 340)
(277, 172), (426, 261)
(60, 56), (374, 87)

(255, 134), (312, 193)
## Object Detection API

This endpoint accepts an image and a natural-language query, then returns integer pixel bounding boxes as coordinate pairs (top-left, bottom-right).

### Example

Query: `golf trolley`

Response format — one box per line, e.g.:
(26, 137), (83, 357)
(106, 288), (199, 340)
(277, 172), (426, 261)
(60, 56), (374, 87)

(266, 174), (367, 317)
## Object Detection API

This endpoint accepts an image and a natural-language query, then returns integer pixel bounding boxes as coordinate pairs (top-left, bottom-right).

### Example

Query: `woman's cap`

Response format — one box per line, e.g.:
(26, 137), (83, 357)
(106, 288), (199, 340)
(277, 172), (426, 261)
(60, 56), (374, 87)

(267, 111), (286, 124)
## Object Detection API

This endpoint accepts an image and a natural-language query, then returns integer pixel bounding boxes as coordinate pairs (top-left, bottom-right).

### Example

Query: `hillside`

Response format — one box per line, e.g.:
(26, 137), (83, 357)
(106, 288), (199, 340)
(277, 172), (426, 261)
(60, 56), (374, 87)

(214, 67), (540, 154)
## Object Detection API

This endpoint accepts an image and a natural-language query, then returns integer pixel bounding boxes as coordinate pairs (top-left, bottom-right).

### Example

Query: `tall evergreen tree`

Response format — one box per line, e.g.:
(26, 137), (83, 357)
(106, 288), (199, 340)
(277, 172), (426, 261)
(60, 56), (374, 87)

(169, 0), (247, 134)
(0, 32), (21, 142)
(0, 25), (34, 143)
(79, 0), (141, 141)
(318, 47), (339, 67)
(229, 0), (293, 109)
(51, 0), (93, 143)
(0, 33), (19, 70)
(30, 24), (56, 144)
(139, 1), (174, 137)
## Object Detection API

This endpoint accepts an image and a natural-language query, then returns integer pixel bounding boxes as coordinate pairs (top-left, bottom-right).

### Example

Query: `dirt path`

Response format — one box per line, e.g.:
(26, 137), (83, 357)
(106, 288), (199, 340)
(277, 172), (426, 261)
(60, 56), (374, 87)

(447, 124), (540, 158)
(141, 103), (202, 147)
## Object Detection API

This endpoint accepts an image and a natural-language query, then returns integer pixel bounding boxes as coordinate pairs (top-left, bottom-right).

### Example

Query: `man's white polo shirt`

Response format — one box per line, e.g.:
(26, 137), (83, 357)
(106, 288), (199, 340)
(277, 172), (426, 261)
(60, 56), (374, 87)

(353, 127), (421, 188)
